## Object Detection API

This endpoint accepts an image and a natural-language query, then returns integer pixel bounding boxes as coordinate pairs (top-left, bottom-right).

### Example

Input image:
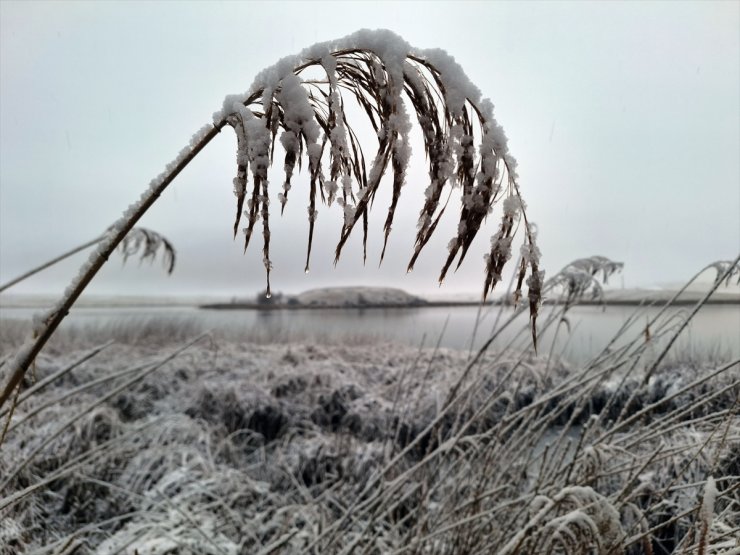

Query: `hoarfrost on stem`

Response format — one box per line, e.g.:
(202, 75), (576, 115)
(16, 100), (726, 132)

(700, 476), (717, 531)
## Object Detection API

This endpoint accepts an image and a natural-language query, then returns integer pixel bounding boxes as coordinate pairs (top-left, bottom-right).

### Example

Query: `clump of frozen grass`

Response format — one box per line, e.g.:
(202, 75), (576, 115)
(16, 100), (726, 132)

(545, 255), (624, 305)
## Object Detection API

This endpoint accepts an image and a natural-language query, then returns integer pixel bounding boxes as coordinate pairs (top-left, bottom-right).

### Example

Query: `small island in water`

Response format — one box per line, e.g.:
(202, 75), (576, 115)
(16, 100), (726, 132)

(200, 285), (740, 310)
(201, 286), (429, 310)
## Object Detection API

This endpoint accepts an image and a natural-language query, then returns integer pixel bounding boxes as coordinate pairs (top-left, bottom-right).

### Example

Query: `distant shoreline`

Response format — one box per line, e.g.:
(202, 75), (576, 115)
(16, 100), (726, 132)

(1, 289), (737, 310)
(200, 296), (740, 311)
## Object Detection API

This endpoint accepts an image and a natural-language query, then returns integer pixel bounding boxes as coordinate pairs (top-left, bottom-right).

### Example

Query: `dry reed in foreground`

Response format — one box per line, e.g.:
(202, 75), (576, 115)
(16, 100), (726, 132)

(0, 29), (541, 411)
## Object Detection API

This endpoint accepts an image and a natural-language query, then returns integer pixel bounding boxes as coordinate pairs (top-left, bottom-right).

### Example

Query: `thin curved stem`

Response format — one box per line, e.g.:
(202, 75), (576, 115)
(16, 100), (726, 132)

(0, 236), (103, 293)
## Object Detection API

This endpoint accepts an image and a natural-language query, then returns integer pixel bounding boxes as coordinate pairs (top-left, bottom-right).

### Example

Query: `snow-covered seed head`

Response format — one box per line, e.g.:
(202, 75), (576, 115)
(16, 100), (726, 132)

(219, 29), (539, 344)
(116, 226), (176, 275)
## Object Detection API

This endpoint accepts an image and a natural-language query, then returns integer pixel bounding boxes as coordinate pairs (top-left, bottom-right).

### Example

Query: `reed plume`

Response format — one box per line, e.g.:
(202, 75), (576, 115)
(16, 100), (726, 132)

(0, 227), (176, 294)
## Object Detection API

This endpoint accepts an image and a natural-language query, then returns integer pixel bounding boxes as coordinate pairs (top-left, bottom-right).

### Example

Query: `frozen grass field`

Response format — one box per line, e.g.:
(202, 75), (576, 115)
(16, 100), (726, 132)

(1, 302), (738, 554)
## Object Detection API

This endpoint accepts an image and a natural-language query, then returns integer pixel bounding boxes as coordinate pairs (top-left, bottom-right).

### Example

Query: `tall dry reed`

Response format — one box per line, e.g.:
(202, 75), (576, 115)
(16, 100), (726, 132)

(0, 29), (539, 410)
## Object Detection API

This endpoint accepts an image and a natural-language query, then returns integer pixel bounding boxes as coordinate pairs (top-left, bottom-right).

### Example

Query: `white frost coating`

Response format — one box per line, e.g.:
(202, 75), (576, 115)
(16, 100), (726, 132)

(541, 510), (600, 552)
(227, 110), (249, 201)
(462, 190), (477, 210)
(277, 74), (321, 167)
(324, 181), (339, 205)
(212, 29), (519, 253)
(527, 268), (545, 291)
(479, 125), (504, 190)
(489, 231), (512, 257)
(484, 229), (513, 285)
(370, 58), (386, 87)
(321, 54), (338, 83)
(343, 203), (356, 226)
(214, 29), (411, 121)
(503, 195), (522, 218)
(700, 476), (717, 530)
(402, 60), (426, 102)
(306, 143), (323, 170)
(31, 308), (55, 336)
(342, 175), (353, 197)
(4, 340), (37, 391)
(421, 48), (483, 118)
(327, 83), (350, 183)
(499, 486), (622, 555)
(231, 104), (270, 182)
(389, 105), (412, 175)
(447, 124), (465, 182)
(367, 151), (387, 190)
(521, 224), (541, 266)
(214, 29), (514, 163)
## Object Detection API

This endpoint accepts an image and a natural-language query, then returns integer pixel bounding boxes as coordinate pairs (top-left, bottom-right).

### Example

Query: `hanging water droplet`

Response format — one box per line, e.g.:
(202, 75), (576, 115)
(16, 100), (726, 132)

(304, 268), (310, 274)
(265, 291), (272, 299)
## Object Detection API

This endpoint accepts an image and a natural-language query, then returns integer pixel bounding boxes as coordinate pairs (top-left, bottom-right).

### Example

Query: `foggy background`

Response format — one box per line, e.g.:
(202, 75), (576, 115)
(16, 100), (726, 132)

(1, 1), (738, 299)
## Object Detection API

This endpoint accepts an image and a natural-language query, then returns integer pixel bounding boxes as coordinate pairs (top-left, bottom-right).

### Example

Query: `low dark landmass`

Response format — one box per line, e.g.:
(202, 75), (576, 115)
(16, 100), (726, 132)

(201, 286), (740, 310)
(202, 286), (430, 310)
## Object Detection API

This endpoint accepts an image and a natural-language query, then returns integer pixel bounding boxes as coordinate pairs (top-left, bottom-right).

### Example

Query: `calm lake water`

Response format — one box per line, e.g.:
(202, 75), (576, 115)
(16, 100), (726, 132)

(1, 303), (737, 365)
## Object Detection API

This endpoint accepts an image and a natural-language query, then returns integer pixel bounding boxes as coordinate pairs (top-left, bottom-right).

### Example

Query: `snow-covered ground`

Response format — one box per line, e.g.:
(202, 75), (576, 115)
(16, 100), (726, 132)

(1, 323), (737, 554)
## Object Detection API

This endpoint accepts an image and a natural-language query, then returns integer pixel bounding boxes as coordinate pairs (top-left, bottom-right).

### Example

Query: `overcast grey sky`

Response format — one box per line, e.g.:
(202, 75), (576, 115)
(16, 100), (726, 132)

(1, 1), (738, 298)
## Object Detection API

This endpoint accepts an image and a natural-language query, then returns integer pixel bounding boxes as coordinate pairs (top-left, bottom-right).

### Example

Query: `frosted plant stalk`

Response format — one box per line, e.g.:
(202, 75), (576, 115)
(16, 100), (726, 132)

(0, 29), (538, 410)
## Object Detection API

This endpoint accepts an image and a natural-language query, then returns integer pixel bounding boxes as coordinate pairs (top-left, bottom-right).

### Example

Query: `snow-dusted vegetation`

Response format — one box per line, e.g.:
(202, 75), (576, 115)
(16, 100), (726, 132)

(1, 30), (738, 554)
(1, 257), (738, 554)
